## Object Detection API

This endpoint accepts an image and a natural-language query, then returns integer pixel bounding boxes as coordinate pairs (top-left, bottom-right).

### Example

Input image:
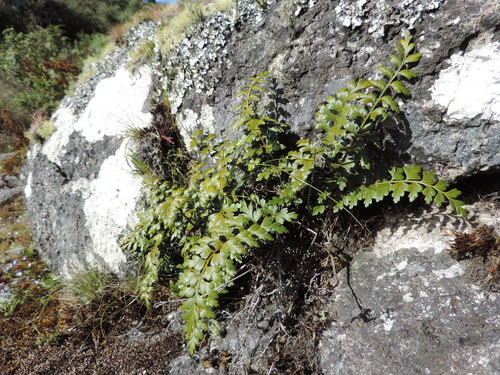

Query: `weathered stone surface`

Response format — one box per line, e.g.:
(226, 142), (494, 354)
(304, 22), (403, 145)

(22, 1), (500, 371)
(24, 63), (153, 277)
(0, 172), (23, 204)
(168, 304), (281, 374)
(25, 0), (499, 276)
(64, 21), (158, 117)
(317, 204), (499, 374)
(168, 0), (499, 180)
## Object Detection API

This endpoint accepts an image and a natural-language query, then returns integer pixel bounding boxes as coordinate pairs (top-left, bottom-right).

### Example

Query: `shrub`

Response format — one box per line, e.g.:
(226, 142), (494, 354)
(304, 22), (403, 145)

(0, 26), (80, 138)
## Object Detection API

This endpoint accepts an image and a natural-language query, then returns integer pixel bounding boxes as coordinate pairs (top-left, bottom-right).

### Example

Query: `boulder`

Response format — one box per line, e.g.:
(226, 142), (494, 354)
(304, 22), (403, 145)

(318, 203), (499, 375)
(149, 202), (499, 375)
(24, 23), (156, 277)
(164, 0), (499, 181)
(22, 0), (500, 371)
(25, 0), (499, 276)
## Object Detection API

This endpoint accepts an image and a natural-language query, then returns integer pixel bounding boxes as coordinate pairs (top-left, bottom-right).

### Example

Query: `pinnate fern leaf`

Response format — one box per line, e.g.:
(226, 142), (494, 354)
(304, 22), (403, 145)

(334, 165), (467, 219)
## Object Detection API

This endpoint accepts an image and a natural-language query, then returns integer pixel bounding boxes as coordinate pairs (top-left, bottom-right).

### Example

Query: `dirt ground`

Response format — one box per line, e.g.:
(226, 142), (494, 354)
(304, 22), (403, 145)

(0, 195), (184, 375)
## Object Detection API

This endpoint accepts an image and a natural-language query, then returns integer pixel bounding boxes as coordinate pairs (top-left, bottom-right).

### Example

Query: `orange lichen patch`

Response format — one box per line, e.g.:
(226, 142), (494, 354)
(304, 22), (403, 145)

(447, 226), (498, 261)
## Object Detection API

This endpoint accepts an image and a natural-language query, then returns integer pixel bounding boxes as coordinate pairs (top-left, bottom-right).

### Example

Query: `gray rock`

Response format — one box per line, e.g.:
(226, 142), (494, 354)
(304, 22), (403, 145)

(0, 174), (23, 204)
(22, 1), (500, 370)
(24, 62), (153, 277)
(170, 0), (499, 179)
(169, 301), (281, 374)
(318, 205), (499, 375)
(24, 0), (500, 276)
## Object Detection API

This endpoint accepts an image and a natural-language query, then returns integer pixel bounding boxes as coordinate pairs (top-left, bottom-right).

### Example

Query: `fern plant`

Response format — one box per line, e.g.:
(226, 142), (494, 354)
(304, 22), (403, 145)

(124, 32), (467, 355)
(274, 32), (467, 218)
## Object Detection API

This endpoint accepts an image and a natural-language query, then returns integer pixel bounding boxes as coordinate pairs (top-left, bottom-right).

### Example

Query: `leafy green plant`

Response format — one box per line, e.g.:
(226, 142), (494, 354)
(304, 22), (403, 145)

(24, 119), (56, 144)
(125, 33), (466, 354)
(0, 25), (80, 137)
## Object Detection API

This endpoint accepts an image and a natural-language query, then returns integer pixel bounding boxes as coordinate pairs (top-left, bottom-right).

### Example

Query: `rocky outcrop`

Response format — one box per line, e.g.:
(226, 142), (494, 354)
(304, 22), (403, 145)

(165, 0), (499, 182)
(23, 0), (499, 372)
(163, 202), (499, 375)
(25, 0), (499, 276)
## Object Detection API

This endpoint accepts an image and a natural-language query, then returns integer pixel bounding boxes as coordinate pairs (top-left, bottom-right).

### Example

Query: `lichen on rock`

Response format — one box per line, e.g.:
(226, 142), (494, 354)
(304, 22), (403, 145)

(334, 0), (444, 37)
(431, 42), (500, 122)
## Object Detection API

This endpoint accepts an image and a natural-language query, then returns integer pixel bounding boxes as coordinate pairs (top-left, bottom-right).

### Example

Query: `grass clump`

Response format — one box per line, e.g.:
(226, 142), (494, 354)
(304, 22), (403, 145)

(128, 40), (156, 71)
(59, 268), (141, 309)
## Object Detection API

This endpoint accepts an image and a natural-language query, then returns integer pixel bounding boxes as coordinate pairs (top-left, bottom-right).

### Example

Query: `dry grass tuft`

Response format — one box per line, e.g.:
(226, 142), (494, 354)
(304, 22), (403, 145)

(447, 226), (498, 260)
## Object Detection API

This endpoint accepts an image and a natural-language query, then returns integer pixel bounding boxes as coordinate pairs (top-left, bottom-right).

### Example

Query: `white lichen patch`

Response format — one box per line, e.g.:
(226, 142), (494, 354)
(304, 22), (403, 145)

(373, 217), (452, 257)
(42, 67), (152, 164)
(334, 0), (443, 37)
(432, 264), (464, 279)
(396, 259), (408, 271)
(431, 42), (500, 122)
(177, 108), (200, 150)
(375, 259), (411, 281)
(41, 107), (76, 165)
(177, 104), (216, 150)
(402, 292), (414, 302)
(379, 311), (396, 332)
(82, 142), (144, 274)
(74, 67), (152, 142)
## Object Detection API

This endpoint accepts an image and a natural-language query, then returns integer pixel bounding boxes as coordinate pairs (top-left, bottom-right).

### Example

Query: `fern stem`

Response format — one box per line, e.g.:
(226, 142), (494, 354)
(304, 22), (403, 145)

(251, 162), (368, 231)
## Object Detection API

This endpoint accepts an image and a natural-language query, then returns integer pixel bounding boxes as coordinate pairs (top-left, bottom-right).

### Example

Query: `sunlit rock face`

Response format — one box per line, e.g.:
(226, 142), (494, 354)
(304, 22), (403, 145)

(25, 0), (499, 277)
(24, 24), (154, 277)
(318, 202), (499, 375)
(24, 1), (499, 370)
(165, 0), (499, 181)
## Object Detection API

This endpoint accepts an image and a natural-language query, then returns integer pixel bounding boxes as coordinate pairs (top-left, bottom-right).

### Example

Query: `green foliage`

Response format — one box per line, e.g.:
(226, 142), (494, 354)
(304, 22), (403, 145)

(334, 165), (467, 218)
(24, 120), (56, 144)
(125, 33), (467, 355)
(59, 268), (119, 307)
(0, 0), (145, 38)
(0, 1), (148, 142)
(0, 26), (80, 132)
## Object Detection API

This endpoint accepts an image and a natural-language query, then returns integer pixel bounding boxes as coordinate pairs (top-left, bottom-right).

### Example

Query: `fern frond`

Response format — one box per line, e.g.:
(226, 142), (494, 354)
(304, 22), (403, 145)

(139, 235), (162, 309)
(334, 165), (467, 219)
(178, 202), (294, 353)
